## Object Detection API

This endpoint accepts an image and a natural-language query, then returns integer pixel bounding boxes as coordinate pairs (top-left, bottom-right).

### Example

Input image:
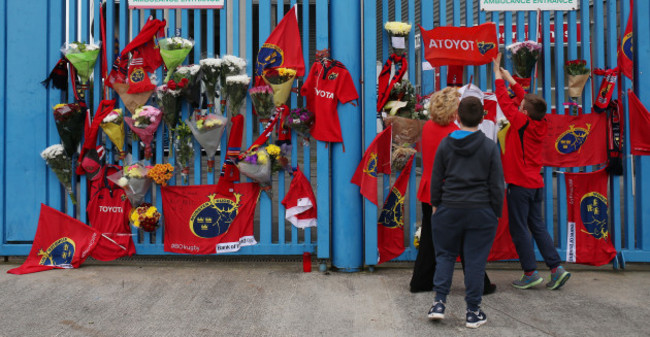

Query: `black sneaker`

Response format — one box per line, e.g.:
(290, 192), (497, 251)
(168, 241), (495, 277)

(465, 309), (487, 328)
(427, 301), (445, 320)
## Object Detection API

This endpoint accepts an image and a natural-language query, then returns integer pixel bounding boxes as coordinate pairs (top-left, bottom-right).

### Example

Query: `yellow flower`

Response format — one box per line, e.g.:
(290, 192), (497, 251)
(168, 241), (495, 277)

(130, 210), (141, 227)
(145, 206), (158, 217)
(197, 120), (204, 129)
(384, 21), (412, 35)
(266, 144), (281, 156)
(278, 68), (297, 77)
(205, 119), (223, 128)
(53, 103), (67, 110)
(257, 152), (269, 165)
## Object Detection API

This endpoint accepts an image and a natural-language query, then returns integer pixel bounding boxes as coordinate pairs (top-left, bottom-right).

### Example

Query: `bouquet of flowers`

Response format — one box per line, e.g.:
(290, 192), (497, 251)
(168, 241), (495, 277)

(284, 107), (315, 142)
(224, 75), (251, 116)
(172, 122), (195, 183)
(384, 22), (411, 56)
(62, 41), (101, 85)
(186, 111), (227, 172)
(53, 103), (86, 157)
(237, 146), (272, 187)
(391, 144), (417, 172)
(220, 55), (247, 87)
(565, 59), (590, 100)
(124, 105), (162, 160)
(130, 203), (161, 232)
(156, 81), (183, 132)
(41, 144), (76, 204)
(146, 163), (174, 187)
(249, 85), (275, 123)
(109, 162), (152, 207)
(382, 79), (427, 146)
(100, 108), (126, 160)
(200, 58), (222, 107)
(266, 143), (291, 173)
(262, 67), (296, 107)
(159, 37), (194, 83)
(172, 64), (202, 108)
(506, 40), (542, 91)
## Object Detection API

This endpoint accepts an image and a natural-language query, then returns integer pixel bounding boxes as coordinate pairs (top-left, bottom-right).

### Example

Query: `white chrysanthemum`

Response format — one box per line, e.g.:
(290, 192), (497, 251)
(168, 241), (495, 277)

(188, 64), (201, 74)
(200, 58), (223, 67)
(226, 75), (251, 85)
(222, 55), (247, 69)
(117, 177), (129, 187)
(40, 144), (65, 160)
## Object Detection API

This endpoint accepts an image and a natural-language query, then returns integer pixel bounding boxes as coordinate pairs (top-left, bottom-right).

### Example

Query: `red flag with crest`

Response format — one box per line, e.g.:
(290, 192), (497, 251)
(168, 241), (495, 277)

(565, 169), (617, 266)
(255, 5), (305, 78)
(351, 126), (392, 205)
(161, 183), (261, 255)
(619, 0), (634, 80)
(626, 89), (650, 155)
(542, 107), (608, 167)
(377, 155), (414, 264)
(8, 204), (102, 275)
(420, 22), (498, 67)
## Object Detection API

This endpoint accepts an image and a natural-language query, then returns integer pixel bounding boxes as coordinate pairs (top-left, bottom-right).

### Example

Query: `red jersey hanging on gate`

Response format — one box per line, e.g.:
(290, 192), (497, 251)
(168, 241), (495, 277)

(87, 185), (135, 261)
(161, 183), (261, 255)
(565, 169), (617, 266)
(300, 59), (358, 143)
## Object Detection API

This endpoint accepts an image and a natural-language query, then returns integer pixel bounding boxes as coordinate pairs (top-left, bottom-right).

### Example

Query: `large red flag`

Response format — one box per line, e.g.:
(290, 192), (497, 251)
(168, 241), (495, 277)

(565, 169), (617, 266)
(420, 22), (498, 67)
(542, 108), (607, 167)
(8, 204), (102, 275)
(487, 195), (519, 261)
(161, 183), (261, 255)
(377, 155), (414, 264)
(626, 89), (650, 155)
(619, 0), (634, 80)
(351, 126), (392, 205)
(255, 5), (305, 77)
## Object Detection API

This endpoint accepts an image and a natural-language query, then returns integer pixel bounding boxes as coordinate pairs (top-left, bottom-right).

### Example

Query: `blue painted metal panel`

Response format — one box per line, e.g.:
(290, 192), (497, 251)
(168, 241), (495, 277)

(0, 0), (6, 247)
(316, 0), (330, 260)
(47, 1), (65, 212)
(621, 0), (635, 253)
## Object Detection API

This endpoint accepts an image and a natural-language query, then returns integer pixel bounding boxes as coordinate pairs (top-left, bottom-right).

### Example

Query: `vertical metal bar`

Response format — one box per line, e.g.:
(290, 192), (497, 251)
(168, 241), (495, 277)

(503, 12), (512, 71)
(130, 10), (141, 166)
(167, 9), (177, 186)
(363, 0), (378, 266)
(478, 4), (487, 91)
(395, 0), (401, 21)
(382, 0), (388, 61)
(420, 0), (434, 94)
(0, 0), (6, 245)
(580, 0), (592, 113)
(154, 8), (164, 246)
(245, 0), (253, 163)
(554, 11), (566, 250)
(621, 0), (635, 252)
(277, 0), (286, 247)
(542, 11), (554, 240)
(465, 0), (474, 82)
(258, 0), (272, 245)
(233, 0), (240, 55)
(438, 1), (446, 87)
(193, 9), (202, 186)
(316, 0), (330, 261)
(219, 1), (228, 171)
(207, 9), (214, 58)
(300, 0), (311, 245)
(406, 0), (416, 259)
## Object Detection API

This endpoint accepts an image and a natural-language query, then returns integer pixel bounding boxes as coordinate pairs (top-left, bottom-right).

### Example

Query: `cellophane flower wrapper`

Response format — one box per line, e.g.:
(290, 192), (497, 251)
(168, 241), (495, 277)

(565, 60), (590, 99)
(130, 202), (161, 232)
(384, 115), (426, 147)
(284, 107), (314, 140)
(249, 85), (275, 122)
(262, 68), (296, 107)
(41, 144), (76, 204)
(171, 64), (202, 108)
(156, 83), (182, 131)
(224, 75), (251, 116)
(506, 40), (542, 79)
(186, 112), (227, 171)
(62, 41), (101, 85)
(124, 105), (162, 160)
(173, 121), (195, 183)
(384, 22), (411, 56)
(237, 148), (272, 187)
(100, 108), (126, 159)
(200, 58), (223, 106)
(108, 163), (153, 207)
(159, 37), (194, 83)
(53, 103), (86, 157)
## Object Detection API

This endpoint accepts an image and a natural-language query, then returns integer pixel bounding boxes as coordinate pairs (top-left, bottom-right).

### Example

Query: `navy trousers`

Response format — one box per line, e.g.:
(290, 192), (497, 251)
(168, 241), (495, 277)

(507, 184), (561, 272)
(432, 206), (497, 311)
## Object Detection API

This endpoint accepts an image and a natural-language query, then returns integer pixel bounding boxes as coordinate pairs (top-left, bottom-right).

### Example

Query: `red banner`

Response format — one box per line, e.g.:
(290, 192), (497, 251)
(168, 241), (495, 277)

(565, 169), (617, 266)
(161, 183), (261, 255)
(487, 195), (518, 261)
(542, 109), (607, 167)
(618, 0), (634, 80)
(420, 22), (498, 67)
(351, 126), (392, 205)
(627, 89), (650, 155)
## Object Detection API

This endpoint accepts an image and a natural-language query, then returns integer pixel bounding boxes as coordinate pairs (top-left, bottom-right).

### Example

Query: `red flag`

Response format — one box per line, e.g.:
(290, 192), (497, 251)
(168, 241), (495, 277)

(161, 183), (261, 255)
(487, 194), (519, 261)
(8, 204), (102, 275)
(77, 99), (116, 176)
(377, 155), (414, 264)
(542, 108), (607, 167)
(619, 0), (634, 80)
(351, 126), (392, 205)
(420, 22), (498, 67)
(565, 169), (617, 266)
(255, 5), (305, 77)
(626, 89), (650, 155)
(282, 168), (317, 229)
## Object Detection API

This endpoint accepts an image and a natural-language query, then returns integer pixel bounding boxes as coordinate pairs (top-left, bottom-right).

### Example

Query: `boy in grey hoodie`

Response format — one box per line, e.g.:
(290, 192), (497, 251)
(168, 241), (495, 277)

(426, 96), (505, 329)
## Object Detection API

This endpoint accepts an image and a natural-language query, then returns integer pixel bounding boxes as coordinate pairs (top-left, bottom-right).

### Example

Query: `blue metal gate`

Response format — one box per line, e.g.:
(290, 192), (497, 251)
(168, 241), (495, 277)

(1, 0), (650, 269)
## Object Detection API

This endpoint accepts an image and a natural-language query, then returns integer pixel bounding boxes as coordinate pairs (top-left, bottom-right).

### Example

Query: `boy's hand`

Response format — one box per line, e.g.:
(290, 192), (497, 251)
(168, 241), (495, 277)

(492, 53), (503, 79)
(501, 68), (517, 85)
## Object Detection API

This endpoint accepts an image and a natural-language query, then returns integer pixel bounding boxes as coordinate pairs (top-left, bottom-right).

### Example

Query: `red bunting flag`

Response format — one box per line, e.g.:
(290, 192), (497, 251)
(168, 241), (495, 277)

(255, 5), (305, 77)
(8, 204), (102, 275)
(161, 183), (261, 255)
(351, 126), (392, 205)
(619, 0), (634, 80)
(542, 107), (607, 167)
(626, 89), (650, 155)
(420, 22), (498, 67)
(377, 155), (414, 264)
(565, 169), (617, 266)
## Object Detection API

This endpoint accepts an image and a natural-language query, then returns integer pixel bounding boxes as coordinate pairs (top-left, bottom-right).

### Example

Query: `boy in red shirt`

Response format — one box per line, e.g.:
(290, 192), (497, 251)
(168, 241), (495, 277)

(492, 53), (570, 290)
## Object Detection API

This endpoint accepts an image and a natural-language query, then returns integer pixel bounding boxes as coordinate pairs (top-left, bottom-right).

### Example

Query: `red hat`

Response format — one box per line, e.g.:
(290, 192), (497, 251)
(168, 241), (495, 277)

(282, 167), (317, 229)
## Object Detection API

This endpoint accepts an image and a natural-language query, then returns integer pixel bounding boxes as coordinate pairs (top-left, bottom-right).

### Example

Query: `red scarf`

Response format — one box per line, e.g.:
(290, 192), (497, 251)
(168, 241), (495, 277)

(377, 54), (407, 112)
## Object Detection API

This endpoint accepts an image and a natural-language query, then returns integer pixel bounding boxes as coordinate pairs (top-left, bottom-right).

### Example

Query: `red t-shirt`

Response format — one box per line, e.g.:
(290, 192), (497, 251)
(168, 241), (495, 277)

(301, 60), (358, 143)
(416, 120), (459, 204)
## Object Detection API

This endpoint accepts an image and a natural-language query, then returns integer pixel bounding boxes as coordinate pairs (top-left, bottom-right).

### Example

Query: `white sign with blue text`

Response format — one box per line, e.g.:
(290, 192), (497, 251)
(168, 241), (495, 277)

(479, 0), (579, 12)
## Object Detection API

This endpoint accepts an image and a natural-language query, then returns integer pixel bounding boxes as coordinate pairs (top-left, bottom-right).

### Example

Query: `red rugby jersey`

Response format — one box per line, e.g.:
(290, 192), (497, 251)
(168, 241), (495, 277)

(301, 60), (358, 143)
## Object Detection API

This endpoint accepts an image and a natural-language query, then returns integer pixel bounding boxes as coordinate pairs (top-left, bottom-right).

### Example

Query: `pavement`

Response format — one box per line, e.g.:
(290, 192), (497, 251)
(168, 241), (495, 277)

(0, 257), (648, 337)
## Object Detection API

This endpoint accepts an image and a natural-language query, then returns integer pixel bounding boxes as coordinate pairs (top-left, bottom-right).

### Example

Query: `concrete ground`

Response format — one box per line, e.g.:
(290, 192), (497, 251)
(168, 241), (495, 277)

(0, 258), (648, 337)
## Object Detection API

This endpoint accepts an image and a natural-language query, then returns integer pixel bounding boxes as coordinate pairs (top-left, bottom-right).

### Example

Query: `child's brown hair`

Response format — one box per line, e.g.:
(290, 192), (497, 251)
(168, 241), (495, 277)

(523, 93), (547, 121)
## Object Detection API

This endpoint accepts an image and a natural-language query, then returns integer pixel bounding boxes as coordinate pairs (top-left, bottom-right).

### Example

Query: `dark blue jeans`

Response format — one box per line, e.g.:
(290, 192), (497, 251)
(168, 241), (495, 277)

(432, 206), (497, 311)
(507, 184), (561, 272)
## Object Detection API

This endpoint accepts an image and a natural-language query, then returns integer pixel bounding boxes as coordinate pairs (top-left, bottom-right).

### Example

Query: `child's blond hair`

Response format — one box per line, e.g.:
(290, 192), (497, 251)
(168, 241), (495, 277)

(428, 87), (460, 126)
